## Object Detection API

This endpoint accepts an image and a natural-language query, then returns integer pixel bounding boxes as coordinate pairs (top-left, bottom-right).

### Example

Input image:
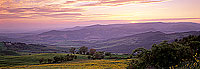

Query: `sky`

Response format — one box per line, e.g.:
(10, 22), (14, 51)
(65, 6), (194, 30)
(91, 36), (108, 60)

(0, 0), (200, 32)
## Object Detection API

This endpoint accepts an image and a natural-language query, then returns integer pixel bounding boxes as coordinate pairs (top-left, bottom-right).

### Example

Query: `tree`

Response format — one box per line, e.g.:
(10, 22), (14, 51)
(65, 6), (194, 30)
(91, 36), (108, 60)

(105, 52), (111, 57)
(93, 52), (104, 59)
(149, 41), (192, 68)
(132, 48), (148, 58)
(177, 35), (200, 56)
(0, 42), (6, 51)
(79, 46), (88, 55)
(88, 56), (91, 59)
(47, 59), (53, 63)
(69, 47), (76, 54)
(39, 58), (44, 64)
(130, 41), (193, 68)
(89, 49), (96, 55)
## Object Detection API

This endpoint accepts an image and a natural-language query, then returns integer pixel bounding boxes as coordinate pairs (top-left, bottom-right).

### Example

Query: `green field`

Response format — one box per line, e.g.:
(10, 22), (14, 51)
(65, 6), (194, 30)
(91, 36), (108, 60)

(0, 53), (131, 68)
(104, 54), (130, 58)
(0, 53), (88, 67)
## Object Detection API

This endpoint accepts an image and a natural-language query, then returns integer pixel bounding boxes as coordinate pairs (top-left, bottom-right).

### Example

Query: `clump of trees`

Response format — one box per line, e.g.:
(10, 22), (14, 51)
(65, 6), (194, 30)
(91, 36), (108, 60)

(69, 46), (89, 55)
(0, 42), (20, 56)
(88, 51), (105, 60)
(68, 47), (105, 59)
(39, 54), (77, 64)
(128, 35), (200, 69)
(69, 46), (131, 60)
(78, 46), (88, 55)
(89, 49), (96, 55)
(69, 47), (76, 54)
(105, 52), (111, 57)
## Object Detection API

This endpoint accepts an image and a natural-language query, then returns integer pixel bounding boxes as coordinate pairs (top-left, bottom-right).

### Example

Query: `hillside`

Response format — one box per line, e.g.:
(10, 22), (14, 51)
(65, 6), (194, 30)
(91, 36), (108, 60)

(94, 31), (200, 53)
(22, 22), (200, 41)
(0, 33), (35, 38)
(0, 42), (68, 54)
(0, 22), (200, 53)
(3, 31), (199, 53)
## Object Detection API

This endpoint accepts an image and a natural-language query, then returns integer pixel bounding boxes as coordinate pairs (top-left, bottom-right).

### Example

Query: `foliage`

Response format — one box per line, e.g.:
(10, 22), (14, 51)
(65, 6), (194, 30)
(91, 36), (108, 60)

(0, 42), (6, 51)
(129, 35), (200, 68)
(0, 42), (20, 56)
(79, 46), (88, 55)
(132, 48), (148, 58)
(177, 35), (200, 57)
(105, 52), (111, 56)
(89, 49), (96, 55)
(94, 52), (104, 59)
(69, 47), (76, 54)
(39, 54), (77, 64)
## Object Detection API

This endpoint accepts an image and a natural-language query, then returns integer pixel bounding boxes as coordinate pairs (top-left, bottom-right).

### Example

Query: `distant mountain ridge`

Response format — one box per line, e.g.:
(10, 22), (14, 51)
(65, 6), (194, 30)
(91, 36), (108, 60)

(22, 22), (200, 41)
(1, 22), (200, 53)
(59, 26), (85, 31)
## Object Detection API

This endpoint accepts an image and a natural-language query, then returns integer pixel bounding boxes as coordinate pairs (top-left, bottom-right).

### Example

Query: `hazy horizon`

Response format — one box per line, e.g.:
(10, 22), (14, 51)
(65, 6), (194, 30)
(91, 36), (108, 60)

(0, 0), (200, 33)
(0, 21), (199, 33)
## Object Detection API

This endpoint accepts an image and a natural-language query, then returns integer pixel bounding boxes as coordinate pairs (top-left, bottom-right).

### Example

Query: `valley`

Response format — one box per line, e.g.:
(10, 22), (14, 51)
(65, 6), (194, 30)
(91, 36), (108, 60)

(1, 22), (200, 53)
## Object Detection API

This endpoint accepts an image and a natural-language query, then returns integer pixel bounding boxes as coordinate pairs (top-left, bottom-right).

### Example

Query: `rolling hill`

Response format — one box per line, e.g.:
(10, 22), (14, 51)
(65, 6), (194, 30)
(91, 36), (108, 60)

(22, 22), (200, 41)
(1, 22), (200, 53)
(94, 31), (200, 53)
(0, 41), (68, 54)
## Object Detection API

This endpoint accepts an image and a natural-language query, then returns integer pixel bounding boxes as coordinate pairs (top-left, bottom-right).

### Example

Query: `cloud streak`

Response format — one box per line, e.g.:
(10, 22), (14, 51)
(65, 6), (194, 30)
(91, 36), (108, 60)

(136, 18), (200, 21)
(41, 13), (82, 18)
(0, 0), (167, 20)
(77, 0), (166, 6)
(0, 14), (28, 19)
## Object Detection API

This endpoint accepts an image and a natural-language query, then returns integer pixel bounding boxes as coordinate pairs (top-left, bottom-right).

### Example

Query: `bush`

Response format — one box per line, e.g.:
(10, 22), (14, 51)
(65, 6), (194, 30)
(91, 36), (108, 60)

(88, 56), (91, 59)
(39, 54), (77, 64)
(105, 52), (111, 56)
(92, 52), (104, 59)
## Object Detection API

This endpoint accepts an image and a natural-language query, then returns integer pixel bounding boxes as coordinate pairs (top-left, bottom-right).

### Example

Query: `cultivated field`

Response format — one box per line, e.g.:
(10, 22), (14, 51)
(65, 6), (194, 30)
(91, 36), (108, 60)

(0, 53), (131, 69)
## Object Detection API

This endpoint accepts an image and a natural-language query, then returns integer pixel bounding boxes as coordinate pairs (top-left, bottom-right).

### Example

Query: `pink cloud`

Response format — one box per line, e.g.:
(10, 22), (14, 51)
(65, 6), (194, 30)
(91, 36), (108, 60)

(136, 18), (200, 21)
(64, 1), (77, 4)
(41, 13), (82, 18)
(0, 7), (83, 19)
(0, 14), (28, 19)
(0, 0), (168, 20)
(1, 7), (83, 13)
(78, 0), (166, 6)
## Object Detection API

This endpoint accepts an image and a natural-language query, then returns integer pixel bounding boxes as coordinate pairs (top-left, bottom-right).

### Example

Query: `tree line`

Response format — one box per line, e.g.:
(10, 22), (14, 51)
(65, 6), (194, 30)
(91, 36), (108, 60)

(39, 54), (77, 64)
(69, 46), (106, 59)
(69, 46), (132, 60)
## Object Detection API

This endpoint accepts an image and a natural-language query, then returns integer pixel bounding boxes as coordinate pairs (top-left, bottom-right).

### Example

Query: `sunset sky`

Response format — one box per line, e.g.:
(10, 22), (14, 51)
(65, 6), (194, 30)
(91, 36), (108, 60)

(0, 0), (200, 32)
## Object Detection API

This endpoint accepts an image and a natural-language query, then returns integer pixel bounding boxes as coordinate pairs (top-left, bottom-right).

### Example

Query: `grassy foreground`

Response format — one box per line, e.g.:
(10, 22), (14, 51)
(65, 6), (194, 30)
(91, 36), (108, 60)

(1, 59), (130, 69)
(0, 53), (131, 69)
(0, 53), (88, 67)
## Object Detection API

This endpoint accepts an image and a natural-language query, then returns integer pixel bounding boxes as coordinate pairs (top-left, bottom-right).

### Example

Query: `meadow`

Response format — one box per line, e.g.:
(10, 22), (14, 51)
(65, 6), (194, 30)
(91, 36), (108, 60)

(1, 59), (130, 69)
(0, 53), (89, 66)
(0, 53), (131, 69)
